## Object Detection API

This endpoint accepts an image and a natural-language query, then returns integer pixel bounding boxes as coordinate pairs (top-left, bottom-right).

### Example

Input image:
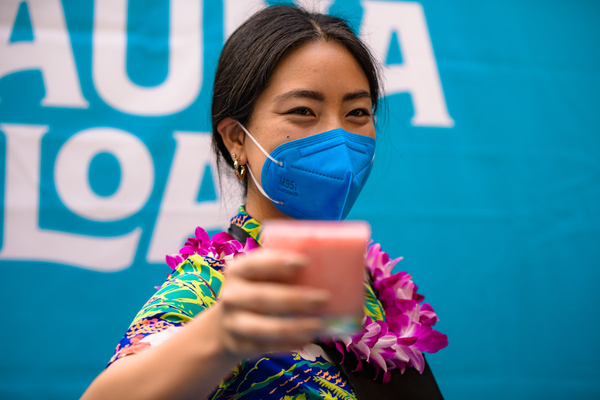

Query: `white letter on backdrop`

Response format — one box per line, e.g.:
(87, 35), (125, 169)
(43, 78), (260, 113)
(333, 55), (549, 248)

(360, 1), (454, 127)
(93, 0), (202, 116)
(223, 0), (266, 40)
(294, 0), (334, 14)
(0, 124), (141, 272)
(0, 0), (88, 107)
(146, 132), (239, 263)
(54, 127), (154, 222)
(223, 0), (332, 43)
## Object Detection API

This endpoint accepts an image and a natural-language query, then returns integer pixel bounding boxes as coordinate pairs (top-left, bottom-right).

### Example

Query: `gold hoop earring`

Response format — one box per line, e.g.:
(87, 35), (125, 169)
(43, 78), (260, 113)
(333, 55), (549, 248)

(233, 160), (246, 180)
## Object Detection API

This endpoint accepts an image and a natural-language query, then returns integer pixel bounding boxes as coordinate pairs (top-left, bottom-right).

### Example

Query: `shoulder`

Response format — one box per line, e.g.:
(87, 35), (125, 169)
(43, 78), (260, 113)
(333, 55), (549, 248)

(169, 254), (227, 295)
(107, 253), (227, 368)
(134, 254), (227, 323)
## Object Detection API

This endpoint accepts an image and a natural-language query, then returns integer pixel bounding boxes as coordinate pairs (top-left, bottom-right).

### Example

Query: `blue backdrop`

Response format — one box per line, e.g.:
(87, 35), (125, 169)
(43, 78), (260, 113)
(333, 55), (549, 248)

(0, 0), (599, 399)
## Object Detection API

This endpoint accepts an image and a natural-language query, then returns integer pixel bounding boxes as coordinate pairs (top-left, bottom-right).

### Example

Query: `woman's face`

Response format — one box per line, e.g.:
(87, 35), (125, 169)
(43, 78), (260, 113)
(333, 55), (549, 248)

(241, 40), (376, 220)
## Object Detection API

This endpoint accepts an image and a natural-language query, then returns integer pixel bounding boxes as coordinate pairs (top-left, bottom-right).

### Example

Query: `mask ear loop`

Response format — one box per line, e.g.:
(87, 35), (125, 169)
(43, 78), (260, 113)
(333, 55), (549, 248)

(235, 121), (284, 205)
(235, 121), (283, 167)
(245, 163), (284, 205)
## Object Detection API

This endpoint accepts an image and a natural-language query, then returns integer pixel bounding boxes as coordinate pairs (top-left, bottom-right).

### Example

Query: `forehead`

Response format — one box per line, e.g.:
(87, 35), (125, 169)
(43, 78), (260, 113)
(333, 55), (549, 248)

(264, 40), (371, 98)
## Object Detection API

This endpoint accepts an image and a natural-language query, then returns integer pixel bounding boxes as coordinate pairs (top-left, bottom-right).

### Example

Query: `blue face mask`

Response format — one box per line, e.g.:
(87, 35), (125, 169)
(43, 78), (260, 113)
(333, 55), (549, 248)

(237, 122), (376, 220)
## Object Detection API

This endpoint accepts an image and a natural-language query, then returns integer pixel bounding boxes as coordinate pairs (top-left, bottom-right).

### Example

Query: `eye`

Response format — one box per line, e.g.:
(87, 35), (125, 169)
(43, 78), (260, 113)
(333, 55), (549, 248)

(347, 108), (372, 117)
(288, 107), (314, 116)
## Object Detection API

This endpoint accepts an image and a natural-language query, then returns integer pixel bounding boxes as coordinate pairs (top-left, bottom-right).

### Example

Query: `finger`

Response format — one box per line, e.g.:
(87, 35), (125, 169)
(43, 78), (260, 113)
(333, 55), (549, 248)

(220, 282), (330, 315)
(228, 249), (308, 281)
(223, 311), (324, 345)
(223, 335), (316, 358)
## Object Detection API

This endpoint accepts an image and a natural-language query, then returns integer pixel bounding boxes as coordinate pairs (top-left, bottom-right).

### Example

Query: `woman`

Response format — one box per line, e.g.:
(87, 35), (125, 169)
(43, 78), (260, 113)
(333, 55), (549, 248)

(82, 5), (447, 400)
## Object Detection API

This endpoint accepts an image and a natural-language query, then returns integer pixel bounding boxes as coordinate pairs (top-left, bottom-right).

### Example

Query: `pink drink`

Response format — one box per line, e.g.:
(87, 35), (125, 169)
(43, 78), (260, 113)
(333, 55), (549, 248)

(261, 220), (371, 336)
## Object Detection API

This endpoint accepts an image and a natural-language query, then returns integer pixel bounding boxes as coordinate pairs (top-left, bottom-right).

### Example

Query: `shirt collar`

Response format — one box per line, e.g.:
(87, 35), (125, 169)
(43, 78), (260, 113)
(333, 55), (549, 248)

(229, 206), (263, 244)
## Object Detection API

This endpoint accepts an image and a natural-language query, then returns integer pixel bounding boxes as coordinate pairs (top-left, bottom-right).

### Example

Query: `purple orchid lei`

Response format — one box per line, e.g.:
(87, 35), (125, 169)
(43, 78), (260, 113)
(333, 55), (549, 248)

(332, 242), (448, 383)
(165, 227), (259, 270)
(165, 227), (448, 384)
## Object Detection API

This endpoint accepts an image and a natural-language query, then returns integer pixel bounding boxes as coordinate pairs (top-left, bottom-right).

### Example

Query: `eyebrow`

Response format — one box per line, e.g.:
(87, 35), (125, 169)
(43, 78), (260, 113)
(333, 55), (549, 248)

(273, 89), (371, 103)
(342, 90), (371, 102)
(274, 89), (324, 102)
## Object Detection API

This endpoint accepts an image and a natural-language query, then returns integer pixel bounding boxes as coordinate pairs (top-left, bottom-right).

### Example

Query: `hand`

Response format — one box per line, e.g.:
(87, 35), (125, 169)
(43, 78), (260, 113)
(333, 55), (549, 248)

(215, 249), (330, 360)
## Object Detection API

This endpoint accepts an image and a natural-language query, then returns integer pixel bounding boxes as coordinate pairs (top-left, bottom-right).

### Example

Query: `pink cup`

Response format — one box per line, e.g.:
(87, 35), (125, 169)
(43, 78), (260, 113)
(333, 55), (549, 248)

(261, 220), (371, 336)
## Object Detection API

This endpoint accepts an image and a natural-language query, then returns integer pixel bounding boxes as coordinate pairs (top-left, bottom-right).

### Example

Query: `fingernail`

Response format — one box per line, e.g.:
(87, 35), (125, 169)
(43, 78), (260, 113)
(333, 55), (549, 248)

(284, 256), (306, 270)
(307, 291), (330, 308)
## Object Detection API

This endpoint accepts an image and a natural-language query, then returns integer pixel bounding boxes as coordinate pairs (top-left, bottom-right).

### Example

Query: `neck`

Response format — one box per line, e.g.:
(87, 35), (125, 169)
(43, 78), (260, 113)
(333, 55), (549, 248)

(244, 182), (293, 223)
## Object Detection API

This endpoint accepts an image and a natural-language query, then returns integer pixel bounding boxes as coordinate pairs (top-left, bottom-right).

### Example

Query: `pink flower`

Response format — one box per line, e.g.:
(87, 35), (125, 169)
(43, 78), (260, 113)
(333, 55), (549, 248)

(172, 227), (260, 264)
(243, 237), (259, 252)
(165, 254), (184, 271)
(211, 232), (239, 258)
(179, 227), (213, 258)
(418, 303), (439, 326)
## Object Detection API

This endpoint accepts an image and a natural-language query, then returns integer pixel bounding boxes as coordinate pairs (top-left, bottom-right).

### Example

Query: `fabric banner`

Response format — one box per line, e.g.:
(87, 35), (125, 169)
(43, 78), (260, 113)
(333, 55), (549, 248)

(0, 0), (598, 398)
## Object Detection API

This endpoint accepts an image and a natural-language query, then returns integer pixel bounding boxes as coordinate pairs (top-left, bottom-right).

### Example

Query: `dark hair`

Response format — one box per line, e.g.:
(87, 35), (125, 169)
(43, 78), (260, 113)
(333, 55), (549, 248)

(211, 5), (381, 191)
